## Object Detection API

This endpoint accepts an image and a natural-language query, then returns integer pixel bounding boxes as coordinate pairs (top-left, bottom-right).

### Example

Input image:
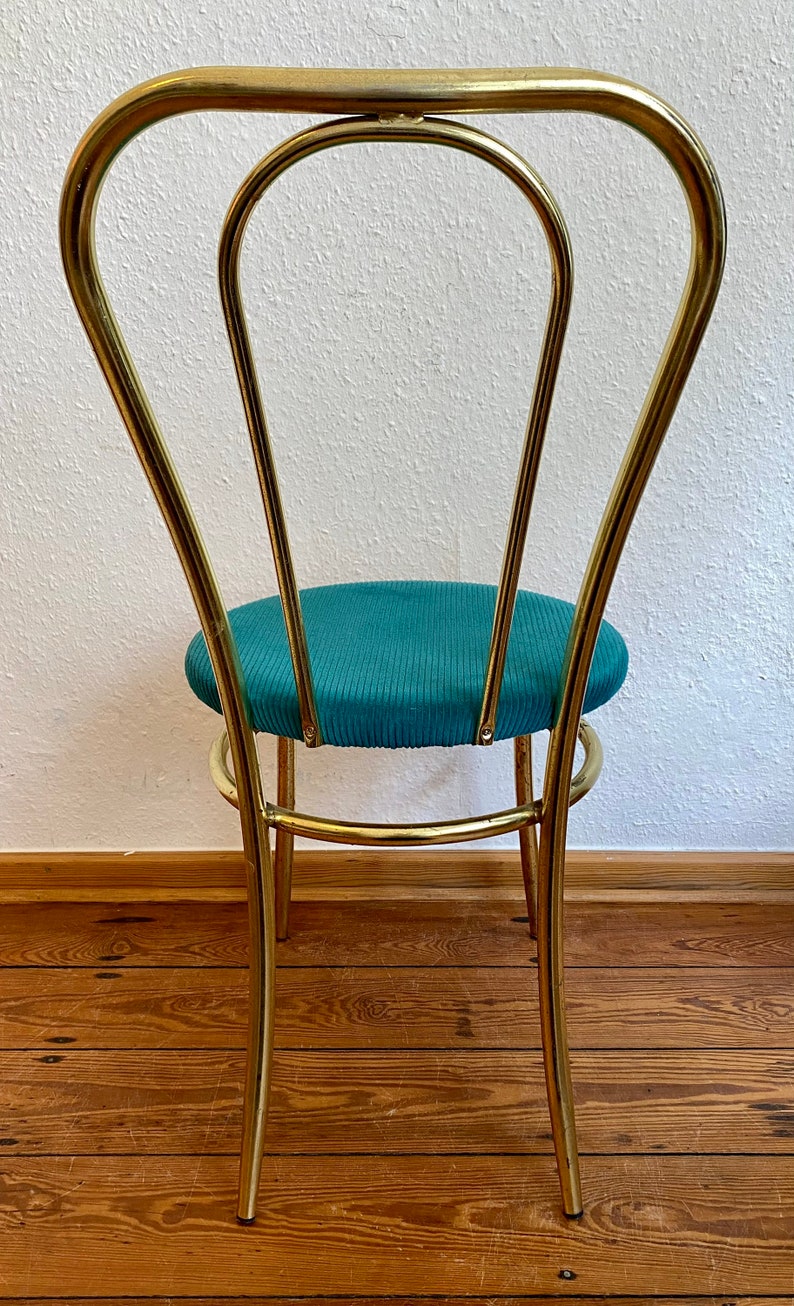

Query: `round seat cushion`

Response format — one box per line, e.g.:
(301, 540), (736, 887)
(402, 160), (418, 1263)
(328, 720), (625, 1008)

(185, 579), (628, 748)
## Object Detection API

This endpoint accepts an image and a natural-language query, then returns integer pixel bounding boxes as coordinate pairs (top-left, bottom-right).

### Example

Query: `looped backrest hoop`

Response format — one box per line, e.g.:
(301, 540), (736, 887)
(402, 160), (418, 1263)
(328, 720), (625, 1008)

(219, 114), (573, 748)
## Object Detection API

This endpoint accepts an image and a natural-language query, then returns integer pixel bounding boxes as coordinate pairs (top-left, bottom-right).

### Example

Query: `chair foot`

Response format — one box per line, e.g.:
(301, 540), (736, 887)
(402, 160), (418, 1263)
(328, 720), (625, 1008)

(274, 736), (295, 940)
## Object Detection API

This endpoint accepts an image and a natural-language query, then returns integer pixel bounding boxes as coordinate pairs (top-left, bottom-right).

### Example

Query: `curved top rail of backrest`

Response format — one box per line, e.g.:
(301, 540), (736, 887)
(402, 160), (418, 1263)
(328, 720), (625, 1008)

(60, 67), (725, 786)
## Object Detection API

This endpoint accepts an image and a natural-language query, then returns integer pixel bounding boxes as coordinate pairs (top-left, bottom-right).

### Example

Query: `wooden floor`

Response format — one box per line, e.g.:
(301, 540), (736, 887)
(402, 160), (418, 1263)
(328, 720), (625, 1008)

(1, 891), (793, 1300)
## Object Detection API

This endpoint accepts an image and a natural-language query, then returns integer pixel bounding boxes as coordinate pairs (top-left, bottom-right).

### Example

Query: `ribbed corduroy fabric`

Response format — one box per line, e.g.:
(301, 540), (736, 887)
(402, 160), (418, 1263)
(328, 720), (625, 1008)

(185, 580), (628, 748)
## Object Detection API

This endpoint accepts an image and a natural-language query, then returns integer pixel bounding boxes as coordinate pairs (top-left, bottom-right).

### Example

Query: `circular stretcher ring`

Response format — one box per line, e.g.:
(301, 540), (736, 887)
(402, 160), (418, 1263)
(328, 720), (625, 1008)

(208, 718), (603, 847)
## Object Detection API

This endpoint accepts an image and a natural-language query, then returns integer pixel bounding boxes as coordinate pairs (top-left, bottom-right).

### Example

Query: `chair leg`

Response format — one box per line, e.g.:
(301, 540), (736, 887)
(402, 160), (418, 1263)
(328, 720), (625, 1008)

(274, 736), (295, 941)
(235, 751), (277, 1224)
(536, 734), (583, 1218)
(514, 735), (539, 939)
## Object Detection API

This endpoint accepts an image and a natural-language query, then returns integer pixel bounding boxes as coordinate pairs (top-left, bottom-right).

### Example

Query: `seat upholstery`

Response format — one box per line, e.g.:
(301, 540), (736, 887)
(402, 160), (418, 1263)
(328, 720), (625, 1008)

(185, 579), (628, 748)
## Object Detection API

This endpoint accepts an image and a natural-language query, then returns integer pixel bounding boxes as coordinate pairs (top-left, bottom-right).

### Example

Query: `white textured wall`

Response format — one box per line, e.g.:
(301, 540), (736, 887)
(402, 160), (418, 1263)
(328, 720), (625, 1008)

(1, 0), (792, 851)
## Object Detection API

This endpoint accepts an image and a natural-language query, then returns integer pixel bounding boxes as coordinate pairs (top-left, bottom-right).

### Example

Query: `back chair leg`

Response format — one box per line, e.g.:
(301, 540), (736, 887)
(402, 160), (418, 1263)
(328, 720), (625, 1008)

(536, 758), (583, 1217)
(514, 735), (539, 939)
(274, 735), (295, 940)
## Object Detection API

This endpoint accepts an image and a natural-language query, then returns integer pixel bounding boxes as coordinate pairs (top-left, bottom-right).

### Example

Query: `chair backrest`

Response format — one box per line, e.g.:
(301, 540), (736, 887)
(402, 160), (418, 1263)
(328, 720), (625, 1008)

(218, 113), (572, 749)
(60, 68), (725, 796)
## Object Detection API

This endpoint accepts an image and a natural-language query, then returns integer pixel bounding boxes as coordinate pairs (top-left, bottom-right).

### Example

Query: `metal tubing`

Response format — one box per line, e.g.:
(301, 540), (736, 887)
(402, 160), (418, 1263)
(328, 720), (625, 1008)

(235, 810), (277, 1224)
(274, 736), (295, 940)
(269, 799), (538, 846)
(514, 736), (539, 938)
(209, 720), (602, 843)
(219, 114), (571, 750)
(536, 725), (582, 1218)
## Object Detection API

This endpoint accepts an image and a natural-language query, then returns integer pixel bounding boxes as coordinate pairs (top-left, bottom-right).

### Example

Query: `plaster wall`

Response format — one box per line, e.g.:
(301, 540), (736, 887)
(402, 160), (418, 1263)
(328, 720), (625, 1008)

(1, 0), (792, 850)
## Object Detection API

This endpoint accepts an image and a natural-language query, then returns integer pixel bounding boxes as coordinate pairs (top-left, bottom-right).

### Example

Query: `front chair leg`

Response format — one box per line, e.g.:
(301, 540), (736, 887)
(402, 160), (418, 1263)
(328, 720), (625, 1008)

(236, 766), (277, 1223)
(514, 735), (539, 939)
(274, 735), (295, 941)
(536, 777), (583, 1218)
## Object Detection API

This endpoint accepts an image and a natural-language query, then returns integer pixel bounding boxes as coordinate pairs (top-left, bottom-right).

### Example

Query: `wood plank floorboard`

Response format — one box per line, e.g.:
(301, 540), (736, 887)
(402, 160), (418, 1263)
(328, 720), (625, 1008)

(4, 1301), (789, 1306)
(2, 1300), (788, 1306)
(1, 1155), (793, 1295)
(0, 894), (792, 1298)
(3, 899), (794, 967)
(3, 1048), (793, 1156)
(1, 965), (792, 1049)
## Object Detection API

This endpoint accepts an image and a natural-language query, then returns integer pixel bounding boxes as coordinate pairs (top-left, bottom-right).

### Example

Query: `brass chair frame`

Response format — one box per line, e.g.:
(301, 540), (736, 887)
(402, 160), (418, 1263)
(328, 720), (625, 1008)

(60, 68), (725, 1224)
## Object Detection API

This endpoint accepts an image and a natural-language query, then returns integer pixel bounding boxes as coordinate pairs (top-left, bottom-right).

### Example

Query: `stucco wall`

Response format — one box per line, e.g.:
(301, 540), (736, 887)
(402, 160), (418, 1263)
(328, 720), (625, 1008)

(1, 0), (792, 851)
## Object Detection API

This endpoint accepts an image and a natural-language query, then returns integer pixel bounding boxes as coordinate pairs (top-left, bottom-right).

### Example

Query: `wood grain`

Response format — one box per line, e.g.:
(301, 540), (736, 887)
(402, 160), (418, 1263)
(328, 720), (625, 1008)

(2, 891), (791, 1299)
(275, 900), (794, 967)
(3, 848), (792, 898)
(1, 1154), (792, 1295)
(3, 1300), (786, 1306)
(3, 965), (793, 1051)
(4, 899), (794, 966)
(3, 1048), (793, 1156)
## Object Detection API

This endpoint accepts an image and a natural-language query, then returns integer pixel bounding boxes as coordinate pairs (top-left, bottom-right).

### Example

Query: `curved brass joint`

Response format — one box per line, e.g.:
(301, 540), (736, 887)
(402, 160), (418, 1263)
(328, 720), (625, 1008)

(377, 110), (425, 124)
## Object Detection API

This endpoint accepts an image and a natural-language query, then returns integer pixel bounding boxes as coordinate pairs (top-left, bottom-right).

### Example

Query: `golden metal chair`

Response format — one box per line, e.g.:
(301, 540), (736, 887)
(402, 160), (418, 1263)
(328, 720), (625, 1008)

(60, 68), (725, 1224)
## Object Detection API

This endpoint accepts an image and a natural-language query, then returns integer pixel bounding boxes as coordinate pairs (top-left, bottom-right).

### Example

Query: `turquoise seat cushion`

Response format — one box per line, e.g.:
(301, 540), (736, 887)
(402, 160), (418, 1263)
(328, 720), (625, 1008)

(185, 579), (628, 748)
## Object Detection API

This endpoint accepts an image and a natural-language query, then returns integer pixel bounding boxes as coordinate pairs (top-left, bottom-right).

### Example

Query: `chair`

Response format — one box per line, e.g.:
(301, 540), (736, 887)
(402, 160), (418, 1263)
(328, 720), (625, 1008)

(60, 68), (725, 1224)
